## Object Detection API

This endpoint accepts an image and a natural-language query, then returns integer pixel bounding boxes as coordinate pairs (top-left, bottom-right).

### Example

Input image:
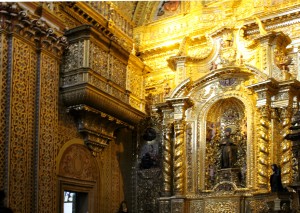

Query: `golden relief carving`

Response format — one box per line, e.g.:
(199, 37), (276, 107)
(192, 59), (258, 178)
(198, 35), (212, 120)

(0, 32), (8, 189)
(9, 37), (37, 213)
(279, 107), (293, 184)
(204, 200), (239, 212)
(162, 123), (173, 196)
(38, 52), (59, 212)
(256, 105), (271, 189)
(174, 120), (185, 195)
(59, 144), (97, 180)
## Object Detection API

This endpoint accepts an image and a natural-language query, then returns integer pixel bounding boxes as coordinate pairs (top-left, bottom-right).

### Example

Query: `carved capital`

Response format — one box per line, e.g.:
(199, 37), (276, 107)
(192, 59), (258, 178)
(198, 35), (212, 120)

(166, 97), (193, 121)
(247, 78), (278, 107)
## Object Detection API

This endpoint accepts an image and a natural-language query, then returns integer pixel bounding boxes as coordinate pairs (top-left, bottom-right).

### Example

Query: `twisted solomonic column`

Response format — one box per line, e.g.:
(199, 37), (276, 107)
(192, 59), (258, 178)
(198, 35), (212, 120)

(161, 124), (173, 196)
(280, 107), (293, 184)
(257, 106), (271, 188)
(173, 121), (185, 195)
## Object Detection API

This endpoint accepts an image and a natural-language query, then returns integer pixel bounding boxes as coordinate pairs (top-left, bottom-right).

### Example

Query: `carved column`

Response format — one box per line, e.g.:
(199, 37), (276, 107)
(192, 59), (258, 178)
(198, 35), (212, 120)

(161, 106), (173, 197)
(168, 97), (193, 196)
(247, 79), (278, 189)
(273, 80), (300, 184)
(173, 119), (185, 195)
(285, 109), (300, 209)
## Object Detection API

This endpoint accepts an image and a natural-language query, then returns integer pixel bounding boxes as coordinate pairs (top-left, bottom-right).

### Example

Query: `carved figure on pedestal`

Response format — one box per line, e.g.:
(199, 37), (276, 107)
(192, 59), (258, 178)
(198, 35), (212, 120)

(220, 127), (237, 168)
(270, 164), (285, 192)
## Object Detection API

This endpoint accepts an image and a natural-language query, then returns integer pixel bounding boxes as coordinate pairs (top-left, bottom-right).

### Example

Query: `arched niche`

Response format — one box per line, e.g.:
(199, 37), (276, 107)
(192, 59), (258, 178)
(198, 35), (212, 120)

(205, 97), (247, 189)
(57, 140), (100, 213)
(197, 93), (255, 192)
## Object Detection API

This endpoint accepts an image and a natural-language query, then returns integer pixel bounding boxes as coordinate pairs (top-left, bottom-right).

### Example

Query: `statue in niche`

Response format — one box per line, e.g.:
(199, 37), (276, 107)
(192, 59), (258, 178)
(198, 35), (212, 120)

(205, 106), (248, 189)
(220, 127), (237, 168)
(270, 164), (286, 192)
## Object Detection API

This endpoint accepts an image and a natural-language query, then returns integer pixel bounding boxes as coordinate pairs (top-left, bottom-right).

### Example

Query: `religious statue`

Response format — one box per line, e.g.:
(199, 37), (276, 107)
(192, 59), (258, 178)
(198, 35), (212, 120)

(220, 128), (237, 168)
(270, 164), (285, 192)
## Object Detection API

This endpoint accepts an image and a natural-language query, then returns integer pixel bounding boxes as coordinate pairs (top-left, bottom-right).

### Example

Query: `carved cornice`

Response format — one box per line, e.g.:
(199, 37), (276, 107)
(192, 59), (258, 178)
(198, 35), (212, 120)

(0, 3), (68, 55)
(65, 2), (133, 53)
(61, 85), (145, 125)
(272, 80), (300, 108)
(244, 8), (300, 36)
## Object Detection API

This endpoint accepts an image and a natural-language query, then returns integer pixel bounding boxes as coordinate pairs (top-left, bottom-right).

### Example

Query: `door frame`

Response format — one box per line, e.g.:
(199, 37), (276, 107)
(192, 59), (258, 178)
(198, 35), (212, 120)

(58, 176), (97, 213)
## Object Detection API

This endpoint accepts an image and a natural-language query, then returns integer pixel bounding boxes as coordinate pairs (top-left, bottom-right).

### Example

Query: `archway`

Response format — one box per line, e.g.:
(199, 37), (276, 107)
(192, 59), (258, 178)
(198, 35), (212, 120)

(205, 97), (247, 189)
(57, 141), (99, 213)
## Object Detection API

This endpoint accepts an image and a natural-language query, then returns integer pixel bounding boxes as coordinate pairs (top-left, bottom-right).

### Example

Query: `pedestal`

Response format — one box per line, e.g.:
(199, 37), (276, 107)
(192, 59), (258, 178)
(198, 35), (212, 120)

(219, 168), (241, 186)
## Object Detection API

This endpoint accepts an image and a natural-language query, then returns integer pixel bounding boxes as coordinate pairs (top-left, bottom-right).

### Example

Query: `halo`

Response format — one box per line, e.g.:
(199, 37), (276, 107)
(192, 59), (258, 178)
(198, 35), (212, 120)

(225, 125), (237, 134)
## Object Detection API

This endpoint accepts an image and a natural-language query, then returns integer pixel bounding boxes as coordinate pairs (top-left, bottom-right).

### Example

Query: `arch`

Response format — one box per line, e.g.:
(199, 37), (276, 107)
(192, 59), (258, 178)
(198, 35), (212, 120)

(168, 66), (267, 99)
(56, 138), (100, 212)
(196, 91), (256, 191)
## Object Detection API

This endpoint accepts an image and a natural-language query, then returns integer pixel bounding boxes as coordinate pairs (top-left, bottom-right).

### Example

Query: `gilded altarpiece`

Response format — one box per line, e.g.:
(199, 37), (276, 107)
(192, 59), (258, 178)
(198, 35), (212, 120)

(157, 66), (300, 212)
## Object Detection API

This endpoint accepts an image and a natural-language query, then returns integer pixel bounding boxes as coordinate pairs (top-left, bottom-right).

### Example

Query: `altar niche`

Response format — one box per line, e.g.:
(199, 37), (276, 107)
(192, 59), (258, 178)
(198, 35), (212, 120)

(205, 98), (247, 189)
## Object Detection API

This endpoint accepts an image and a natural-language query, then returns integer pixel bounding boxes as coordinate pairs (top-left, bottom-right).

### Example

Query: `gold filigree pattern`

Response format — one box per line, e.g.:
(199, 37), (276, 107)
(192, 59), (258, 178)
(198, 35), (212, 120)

(38, 53), (59, 213)
(9, 37), (36, 213)
(204, 200), (239, 212)
(64, 41), (84, 72)
(190, 200), (204, 213)
(0, 32), (8, 189)
(90, 41), (109, 79)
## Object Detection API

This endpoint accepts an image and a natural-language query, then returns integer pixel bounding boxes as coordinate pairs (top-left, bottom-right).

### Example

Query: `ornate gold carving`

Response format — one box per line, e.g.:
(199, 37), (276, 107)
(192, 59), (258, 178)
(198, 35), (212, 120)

(279, 107), (293, 184)
(59, 144), (97, 180)
(190, 200), (204, 213)
(38, 52), (59, 212)
(67, 2), (133, 52)
(0, 32), (8, 189)
(174, 120), (185, 195)
(162, 123), (173, 196)
(186, 122), (194, 193)
(9, 37), (36, 213)
(247, 199), (270, 213)
(204, 199), (239, 212)
(68, 105), (133, 156)
(256, 105), (271, 189)
(62, 25), (145, 124)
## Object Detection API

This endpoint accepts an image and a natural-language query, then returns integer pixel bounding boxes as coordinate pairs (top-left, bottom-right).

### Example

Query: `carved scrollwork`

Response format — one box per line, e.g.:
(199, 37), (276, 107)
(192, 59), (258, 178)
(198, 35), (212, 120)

(68, 105), (133, 156)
